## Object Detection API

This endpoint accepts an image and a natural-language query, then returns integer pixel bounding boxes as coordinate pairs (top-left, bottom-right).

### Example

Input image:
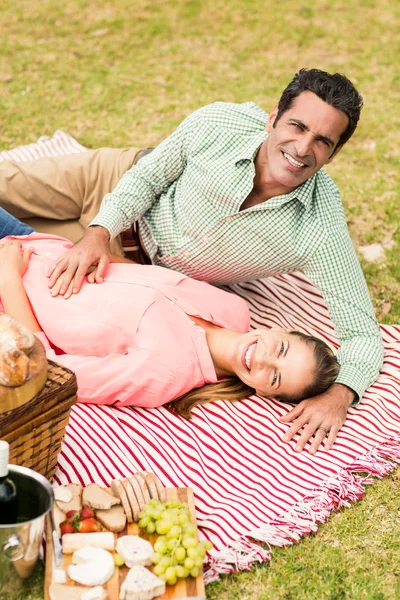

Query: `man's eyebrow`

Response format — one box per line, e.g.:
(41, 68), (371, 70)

(288, 119), (335, 148)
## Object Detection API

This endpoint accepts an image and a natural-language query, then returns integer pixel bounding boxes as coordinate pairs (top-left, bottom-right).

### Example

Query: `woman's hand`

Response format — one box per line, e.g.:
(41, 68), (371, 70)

(0, 240), (33, 281)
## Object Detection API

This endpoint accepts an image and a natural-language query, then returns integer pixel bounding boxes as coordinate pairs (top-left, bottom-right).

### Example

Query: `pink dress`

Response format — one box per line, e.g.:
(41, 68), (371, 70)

(8, 234), (250, 408)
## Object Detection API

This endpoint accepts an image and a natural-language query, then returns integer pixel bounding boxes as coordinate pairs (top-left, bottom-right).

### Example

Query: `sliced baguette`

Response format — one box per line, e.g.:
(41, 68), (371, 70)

(127, 476), (146, 511)
(140, 472), (164, 501)
(56, 483), (82, 514)
(134, 472), (151, 505)
(96, 504), (127, 533)
(62, 531), (115, 554)
(144, 472), (166, 502)
(83, 483), (121, 510)
(121, 478), (140, 522)
(110, 479), (133, 523)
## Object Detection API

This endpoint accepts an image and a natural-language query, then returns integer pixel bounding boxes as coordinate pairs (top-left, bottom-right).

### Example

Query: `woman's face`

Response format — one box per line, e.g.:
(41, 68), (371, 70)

(229, 328), (316, 398)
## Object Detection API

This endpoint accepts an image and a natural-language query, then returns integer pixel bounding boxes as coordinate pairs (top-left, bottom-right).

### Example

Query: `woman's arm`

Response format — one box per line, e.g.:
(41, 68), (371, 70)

(0, 240), (41, 333)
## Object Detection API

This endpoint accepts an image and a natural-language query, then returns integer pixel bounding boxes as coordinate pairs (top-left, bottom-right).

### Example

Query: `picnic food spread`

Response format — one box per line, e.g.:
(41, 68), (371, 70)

(48, 472), (211, 600)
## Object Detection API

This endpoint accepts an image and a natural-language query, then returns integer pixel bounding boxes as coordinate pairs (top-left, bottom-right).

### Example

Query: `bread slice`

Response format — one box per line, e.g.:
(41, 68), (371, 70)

(133, 472), (151, 505)
(62, 531), (115, 554)
(56, 483), (82, 514)
(138, 472), (158, 501)
(96, 504), (127, 533)
(145, 472), (166, 503)
(110, 479), (133, 523)
(127, 476), (146, 511)
(83, 483), (121, 510)
(121, 479), (140, 522)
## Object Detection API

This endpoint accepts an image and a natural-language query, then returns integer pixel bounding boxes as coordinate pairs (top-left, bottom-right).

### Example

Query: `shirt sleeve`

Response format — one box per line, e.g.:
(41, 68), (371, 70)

(89, 109), (199, 239)
(35, 332), (174, 408)
(304, 226), (384, 403)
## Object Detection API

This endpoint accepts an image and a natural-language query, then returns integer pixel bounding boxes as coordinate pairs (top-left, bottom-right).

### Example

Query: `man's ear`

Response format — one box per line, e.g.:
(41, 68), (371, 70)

(266, 105), (279, 133)
(327, 144), (343, 163)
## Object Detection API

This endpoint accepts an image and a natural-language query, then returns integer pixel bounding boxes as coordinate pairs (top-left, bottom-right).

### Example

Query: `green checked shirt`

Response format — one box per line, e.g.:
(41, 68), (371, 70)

(91, 101), (384, 400)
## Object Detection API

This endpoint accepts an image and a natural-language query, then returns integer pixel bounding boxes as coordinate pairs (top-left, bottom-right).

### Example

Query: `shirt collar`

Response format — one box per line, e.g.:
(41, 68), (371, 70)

(269, 173), (318, 211)
(233, 130), (317, 211)
(234, 130), (268, 164)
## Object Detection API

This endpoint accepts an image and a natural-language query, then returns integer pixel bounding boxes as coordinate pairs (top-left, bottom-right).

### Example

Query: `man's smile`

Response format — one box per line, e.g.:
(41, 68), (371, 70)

(282, 151), (308, 170)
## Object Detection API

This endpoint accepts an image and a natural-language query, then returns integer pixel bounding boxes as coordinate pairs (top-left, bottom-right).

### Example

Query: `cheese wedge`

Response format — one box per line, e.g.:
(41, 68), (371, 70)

(119, 565), (166, 600)
(116, 536), (153, 568)
(68, 547), (115, 586)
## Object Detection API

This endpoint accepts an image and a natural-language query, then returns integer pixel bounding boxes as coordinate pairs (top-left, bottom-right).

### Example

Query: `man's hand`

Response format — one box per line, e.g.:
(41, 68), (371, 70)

(47, 226), (111, 298)
(280, 383), (355, 454)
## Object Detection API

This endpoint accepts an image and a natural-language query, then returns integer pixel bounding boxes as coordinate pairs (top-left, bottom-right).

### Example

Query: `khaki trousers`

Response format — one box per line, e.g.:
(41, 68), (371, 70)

(0, 147), (141, 255)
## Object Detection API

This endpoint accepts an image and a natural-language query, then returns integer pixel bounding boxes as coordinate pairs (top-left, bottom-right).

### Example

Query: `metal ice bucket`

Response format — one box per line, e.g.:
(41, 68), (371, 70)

(0, 464), (54, 598)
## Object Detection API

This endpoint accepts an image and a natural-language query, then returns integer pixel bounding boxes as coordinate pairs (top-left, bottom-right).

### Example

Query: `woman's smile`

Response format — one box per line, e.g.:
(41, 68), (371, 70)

(242, 339), (257, 372)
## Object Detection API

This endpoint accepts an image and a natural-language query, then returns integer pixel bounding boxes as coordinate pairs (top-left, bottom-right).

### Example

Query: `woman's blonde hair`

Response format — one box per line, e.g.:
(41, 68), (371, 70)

(169, 330), (339, 419)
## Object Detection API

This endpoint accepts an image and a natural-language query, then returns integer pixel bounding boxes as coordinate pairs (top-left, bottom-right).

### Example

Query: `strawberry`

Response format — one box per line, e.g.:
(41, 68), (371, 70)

(60, 521), (75, 536)
(80, 507), (95, 521)
(66, 510), (78, 520)
(78, 518), (100, 533)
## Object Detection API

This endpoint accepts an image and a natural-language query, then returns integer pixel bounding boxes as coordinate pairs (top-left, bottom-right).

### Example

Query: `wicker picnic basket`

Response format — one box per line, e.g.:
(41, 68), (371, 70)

(0, 360), (77, 480)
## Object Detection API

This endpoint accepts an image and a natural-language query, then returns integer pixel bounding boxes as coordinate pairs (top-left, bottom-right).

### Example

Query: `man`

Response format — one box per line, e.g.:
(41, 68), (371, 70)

(0, 68), (384, 453)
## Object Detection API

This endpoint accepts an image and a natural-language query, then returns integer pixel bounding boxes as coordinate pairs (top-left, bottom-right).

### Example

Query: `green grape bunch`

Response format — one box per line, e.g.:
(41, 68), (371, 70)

(138, 498), (213, 586)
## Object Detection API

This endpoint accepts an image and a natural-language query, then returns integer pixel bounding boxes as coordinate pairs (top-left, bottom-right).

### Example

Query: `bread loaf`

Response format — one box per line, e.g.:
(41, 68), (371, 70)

(0, 314), (35, 386)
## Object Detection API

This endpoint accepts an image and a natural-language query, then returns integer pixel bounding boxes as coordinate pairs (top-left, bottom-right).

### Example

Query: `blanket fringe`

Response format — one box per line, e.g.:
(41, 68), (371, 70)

(204, 437), (400, 583)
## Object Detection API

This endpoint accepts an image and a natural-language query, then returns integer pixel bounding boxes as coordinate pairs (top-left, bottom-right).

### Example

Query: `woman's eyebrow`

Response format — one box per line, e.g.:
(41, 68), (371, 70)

(284, 341), (290, 357)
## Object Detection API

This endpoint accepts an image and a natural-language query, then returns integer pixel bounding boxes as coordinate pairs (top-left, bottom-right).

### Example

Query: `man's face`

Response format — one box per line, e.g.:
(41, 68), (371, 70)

(263, 91), (349, 191)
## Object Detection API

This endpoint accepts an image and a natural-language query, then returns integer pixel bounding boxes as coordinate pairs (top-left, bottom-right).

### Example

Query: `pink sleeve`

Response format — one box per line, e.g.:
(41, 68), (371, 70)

(35, 332), (172, 408)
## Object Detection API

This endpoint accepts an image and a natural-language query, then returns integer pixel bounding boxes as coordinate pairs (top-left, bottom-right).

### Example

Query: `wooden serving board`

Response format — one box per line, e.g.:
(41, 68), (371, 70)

(45, 487), (206, 600)
(0, 336), (47, 416)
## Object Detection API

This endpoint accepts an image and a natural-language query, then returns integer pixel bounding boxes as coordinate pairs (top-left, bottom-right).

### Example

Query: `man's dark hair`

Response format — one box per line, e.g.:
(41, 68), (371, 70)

(274, 68), (363, 149)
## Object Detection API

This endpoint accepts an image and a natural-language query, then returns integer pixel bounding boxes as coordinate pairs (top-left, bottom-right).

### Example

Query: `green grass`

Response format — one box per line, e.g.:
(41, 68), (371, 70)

(1, 0), (399, 598)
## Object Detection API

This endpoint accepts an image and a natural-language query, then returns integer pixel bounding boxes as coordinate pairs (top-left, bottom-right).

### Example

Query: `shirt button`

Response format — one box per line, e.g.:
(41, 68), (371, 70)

(181, 250), (189, 257)
(202, 236), (210, 244)
(225, 216), (234, 222)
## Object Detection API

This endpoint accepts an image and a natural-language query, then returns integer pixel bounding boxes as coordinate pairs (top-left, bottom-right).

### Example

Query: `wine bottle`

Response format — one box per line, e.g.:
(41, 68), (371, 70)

(0, 440), (17, 525)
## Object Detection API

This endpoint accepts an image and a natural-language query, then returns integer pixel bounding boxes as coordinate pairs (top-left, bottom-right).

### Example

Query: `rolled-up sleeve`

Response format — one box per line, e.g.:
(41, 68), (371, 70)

(304, 227), (384, 402)
(90, 110), (198, 239)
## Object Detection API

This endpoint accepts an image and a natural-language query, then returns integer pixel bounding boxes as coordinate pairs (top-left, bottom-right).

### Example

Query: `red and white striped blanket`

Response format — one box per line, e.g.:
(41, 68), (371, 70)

(1, 132), (399, 582)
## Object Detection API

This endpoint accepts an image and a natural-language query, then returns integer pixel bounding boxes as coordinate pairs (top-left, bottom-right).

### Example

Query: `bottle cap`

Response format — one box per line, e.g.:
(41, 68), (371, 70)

(0, 440), (10, 477)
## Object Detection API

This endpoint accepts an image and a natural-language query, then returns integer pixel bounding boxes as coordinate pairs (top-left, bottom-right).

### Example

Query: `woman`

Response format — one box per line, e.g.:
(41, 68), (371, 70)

(0, 230), (339, 417)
